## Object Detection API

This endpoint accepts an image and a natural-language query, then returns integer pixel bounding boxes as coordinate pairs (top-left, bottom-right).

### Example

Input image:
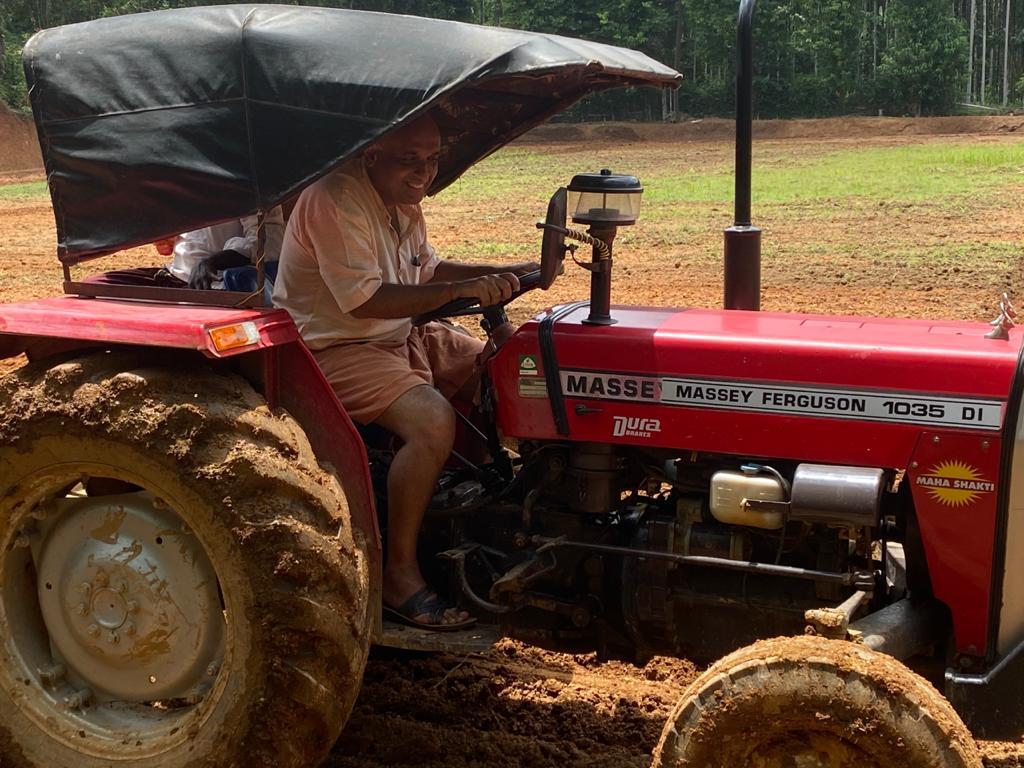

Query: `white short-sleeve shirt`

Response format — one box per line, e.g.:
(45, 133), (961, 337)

(272, 158), (440, 348)
(168, 207), (285, 283)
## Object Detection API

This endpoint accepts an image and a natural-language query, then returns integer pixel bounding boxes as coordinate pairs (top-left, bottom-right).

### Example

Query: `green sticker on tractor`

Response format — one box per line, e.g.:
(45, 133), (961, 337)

(519, 355), (539, 376)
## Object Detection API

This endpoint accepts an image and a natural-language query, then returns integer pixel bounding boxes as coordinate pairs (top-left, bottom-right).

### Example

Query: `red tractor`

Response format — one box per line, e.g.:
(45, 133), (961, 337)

(0, 4), (1014, 768)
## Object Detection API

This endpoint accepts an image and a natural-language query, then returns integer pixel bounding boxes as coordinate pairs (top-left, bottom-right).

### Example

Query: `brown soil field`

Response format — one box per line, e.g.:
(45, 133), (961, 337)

(2, 117), (1024, 766)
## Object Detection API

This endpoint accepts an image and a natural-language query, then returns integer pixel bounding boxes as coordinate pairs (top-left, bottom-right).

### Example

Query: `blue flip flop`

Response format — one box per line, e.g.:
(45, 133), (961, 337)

(383, 586), (477, 632)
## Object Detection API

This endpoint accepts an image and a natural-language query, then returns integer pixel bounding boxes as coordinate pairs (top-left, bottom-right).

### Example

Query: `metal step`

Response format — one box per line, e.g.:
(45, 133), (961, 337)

(377, 620), (501, 653)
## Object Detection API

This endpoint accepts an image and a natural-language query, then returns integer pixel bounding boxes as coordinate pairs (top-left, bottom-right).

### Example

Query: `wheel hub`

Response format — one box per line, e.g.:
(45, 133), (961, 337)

(33, 491), (224, 702)
(90, 587), (129, 630)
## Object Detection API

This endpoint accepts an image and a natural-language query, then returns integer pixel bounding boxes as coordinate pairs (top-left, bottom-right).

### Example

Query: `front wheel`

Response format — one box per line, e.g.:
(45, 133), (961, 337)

(0, 352), (371, 768)
(651, 635), (981, 768)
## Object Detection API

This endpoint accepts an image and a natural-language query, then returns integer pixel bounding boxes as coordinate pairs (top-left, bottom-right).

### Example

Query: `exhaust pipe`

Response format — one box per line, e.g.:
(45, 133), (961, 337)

(723, 0), (761, 311)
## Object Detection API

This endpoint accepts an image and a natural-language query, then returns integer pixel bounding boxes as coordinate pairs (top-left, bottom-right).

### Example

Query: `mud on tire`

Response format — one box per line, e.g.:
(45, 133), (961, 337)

(0, 351), (371, 768)
(651, 634), (982, 768)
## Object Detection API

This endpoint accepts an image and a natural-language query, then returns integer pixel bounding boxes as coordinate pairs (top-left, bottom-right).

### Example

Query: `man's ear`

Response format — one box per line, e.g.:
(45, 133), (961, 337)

(363, 147), (380, 168)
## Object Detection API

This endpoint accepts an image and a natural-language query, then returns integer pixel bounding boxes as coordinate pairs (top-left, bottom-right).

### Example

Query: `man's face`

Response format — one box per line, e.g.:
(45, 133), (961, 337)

(365, 118), (441, 208)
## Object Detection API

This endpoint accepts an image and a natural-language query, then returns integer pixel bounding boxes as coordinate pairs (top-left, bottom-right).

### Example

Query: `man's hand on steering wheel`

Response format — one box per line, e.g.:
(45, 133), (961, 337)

(454, 272), (520, 306)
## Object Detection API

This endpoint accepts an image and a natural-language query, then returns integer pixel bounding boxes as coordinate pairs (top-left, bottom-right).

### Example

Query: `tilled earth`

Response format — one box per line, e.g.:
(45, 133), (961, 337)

(331, 640), (698, 768)
(2, 119), (1024, 765)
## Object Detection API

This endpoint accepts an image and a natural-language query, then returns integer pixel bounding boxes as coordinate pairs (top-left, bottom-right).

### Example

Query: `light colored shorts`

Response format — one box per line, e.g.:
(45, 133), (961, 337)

(313, 321), (485, 425)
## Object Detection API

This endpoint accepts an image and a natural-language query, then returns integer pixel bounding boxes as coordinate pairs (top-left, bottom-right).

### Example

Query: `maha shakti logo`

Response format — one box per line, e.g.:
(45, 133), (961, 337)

(915, 460), (996, 507)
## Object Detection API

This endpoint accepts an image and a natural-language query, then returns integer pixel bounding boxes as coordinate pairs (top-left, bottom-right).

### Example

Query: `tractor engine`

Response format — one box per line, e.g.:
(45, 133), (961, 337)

(501, 440), (888, 660)
(484, 282), (1017, 668)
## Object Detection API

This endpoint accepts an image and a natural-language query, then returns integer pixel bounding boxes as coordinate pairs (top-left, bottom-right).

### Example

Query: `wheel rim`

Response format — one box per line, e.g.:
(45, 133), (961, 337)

(0, 464), (230, 758)
(744, 731), (880, 768)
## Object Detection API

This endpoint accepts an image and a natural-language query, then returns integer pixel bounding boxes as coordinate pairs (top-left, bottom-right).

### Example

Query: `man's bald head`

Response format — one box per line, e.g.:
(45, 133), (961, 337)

(373, 114), (441, 153)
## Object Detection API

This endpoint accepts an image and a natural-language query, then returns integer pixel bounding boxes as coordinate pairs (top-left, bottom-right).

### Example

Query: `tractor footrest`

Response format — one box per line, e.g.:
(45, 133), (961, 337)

(376, 620), (501, 654)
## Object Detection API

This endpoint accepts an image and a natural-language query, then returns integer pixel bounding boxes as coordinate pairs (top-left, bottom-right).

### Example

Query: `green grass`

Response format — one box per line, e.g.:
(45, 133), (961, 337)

(441, 143), (1024, 213)
(0, 181), (48, 200)
(440, 148), (570, 203)
(648, 144), (1024, 205)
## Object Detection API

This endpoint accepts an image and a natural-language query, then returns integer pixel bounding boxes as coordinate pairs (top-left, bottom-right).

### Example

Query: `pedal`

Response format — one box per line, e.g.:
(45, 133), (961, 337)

(376, 620), (501, 653)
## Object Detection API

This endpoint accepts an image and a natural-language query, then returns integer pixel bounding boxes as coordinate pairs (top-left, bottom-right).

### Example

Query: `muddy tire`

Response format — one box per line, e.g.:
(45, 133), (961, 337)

(651, 635), (981, 768)
(0, 352), (371, 768)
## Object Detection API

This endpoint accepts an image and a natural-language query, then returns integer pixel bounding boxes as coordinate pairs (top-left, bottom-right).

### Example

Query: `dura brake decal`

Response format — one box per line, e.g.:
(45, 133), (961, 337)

(560, 370), (1004, 431)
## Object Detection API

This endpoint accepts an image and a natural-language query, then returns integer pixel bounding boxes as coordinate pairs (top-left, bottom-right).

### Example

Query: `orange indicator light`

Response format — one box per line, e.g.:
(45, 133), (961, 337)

(208, 321), (260, 352)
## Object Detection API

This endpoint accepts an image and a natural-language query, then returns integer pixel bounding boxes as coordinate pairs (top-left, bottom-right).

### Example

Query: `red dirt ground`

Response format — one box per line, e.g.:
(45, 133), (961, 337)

(2, 116), (1024, 766)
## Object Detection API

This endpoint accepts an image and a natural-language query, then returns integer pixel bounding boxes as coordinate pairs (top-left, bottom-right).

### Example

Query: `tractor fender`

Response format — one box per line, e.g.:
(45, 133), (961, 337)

(0, 295), (297, 360)
(0, 296), (383, 628)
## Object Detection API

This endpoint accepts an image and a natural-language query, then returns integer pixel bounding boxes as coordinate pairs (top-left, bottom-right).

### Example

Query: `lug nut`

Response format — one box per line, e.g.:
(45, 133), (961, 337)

(13, 535), (30, 549)
(106, 631), (120, 645)
(95, 572), (109, 587)
(64, 688), (92, 710)
(76, 603), (89, 617)
(126, 600), (139, 614)
(124, 622), (136, 637)
(87, 624), (100, 638)
(115, 582), (127, 594)
(78, 582), (92, 597)
(205, 662), (220, 678)
(38, 663), (66, 687)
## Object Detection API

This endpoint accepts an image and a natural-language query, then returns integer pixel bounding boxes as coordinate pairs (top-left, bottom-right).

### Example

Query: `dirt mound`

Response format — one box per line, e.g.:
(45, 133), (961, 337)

(0, 105), (41, 172)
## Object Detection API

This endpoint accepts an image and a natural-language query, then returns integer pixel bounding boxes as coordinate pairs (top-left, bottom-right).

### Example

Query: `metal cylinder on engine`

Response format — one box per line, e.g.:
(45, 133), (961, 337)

(789, 464), (885, 528)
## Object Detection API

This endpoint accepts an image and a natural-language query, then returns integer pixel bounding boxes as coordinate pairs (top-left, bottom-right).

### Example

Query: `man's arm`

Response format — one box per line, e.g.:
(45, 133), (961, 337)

(430, 260), (538, 282)
(350, 273), (520, 319)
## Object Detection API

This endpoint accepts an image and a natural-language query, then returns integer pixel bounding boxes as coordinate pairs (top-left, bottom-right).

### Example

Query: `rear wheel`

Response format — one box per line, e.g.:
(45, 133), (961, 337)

(0, 352), (370, 767)
(651, 635), (981, 768)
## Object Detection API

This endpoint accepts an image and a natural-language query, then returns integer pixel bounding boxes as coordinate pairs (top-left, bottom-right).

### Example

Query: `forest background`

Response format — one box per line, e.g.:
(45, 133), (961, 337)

(1, 0), (1022, 121)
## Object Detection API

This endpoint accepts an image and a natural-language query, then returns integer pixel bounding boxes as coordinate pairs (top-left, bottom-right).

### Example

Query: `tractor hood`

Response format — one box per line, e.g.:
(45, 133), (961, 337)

(23, 4), (681, 265)
(492, 304), (1024, 469)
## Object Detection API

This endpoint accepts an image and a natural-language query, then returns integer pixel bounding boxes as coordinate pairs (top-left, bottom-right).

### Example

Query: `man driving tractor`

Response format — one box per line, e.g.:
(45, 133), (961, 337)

(274, 113), (537, 630)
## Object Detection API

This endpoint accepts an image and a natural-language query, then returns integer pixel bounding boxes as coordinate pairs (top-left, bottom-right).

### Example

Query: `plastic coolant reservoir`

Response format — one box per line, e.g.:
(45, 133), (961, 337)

(709, 470), (787, 529)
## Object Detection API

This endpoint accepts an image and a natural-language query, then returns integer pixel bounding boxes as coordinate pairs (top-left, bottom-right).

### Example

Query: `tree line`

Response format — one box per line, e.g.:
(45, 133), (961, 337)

(2, 0), (1022, 119)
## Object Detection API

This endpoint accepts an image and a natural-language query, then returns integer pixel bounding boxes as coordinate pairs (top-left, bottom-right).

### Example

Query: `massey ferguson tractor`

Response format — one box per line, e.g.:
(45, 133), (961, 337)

(0, 3), (1017, 767)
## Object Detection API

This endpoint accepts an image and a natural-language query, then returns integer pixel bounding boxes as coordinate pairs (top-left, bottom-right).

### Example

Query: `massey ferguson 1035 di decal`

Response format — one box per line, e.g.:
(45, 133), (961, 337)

(560, 370), (1004, 431)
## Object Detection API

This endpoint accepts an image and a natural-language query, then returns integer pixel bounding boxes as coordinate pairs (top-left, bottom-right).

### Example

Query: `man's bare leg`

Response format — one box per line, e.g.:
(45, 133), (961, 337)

(374, 384), (470, 625)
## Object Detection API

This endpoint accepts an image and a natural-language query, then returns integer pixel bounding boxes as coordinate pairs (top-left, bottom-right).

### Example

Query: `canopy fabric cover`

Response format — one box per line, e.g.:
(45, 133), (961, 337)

(23, 4), (681, 265)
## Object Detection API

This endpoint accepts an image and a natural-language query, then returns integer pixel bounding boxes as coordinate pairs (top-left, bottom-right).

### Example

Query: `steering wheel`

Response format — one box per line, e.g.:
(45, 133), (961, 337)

(412, 188), (567, 327)
(412, 269), (543, 326)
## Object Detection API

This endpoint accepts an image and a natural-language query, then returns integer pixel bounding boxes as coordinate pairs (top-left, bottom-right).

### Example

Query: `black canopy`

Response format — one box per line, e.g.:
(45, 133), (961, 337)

(23, 4), (681, 265)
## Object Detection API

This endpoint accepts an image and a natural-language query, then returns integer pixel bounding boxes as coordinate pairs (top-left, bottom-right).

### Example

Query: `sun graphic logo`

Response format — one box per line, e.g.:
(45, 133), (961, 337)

(915, 460), (996, 507)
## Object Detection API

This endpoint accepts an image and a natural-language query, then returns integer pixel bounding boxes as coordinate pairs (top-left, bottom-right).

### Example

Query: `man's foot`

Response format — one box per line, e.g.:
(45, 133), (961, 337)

(383, 586), (476, 632)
